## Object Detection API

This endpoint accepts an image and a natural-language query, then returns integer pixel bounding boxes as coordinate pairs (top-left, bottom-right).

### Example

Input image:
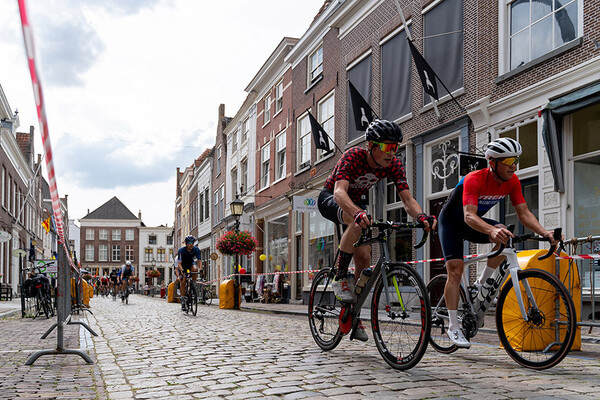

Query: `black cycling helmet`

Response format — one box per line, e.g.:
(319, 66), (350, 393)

(365, 119), (403, 143)
(184, 235), (195, 244)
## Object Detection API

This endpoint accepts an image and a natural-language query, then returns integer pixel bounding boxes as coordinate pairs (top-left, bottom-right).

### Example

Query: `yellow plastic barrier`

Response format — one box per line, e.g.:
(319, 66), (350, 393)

(219, 279), (240, 309)
(501, 249), (581, 351)
(82, 280), (91, 307)
(167, 282), (178, 303)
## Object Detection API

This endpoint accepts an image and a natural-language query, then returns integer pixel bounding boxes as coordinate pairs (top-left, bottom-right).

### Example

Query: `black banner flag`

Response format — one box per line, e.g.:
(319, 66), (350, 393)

(408, 40), (439, 101)
(348, 80), (374, 131)
(308, 111), (331, 153)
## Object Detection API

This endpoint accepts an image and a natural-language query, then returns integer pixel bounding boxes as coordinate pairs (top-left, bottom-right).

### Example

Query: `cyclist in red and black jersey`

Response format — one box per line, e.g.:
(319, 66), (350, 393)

(318, 119), (436, 342)
(438, 137), (559, 348)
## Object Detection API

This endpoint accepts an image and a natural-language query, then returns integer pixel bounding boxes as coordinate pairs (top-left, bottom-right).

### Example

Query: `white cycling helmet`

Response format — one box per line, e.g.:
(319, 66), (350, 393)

(484, 137), (522, 160)
(126, 261), (131, 266)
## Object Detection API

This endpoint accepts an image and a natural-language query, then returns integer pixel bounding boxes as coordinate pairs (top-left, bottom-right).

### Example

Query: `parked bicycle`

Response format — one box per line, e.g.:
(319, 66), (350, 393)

(427, 227), (576, 369)
(181, 269), (198, 316)
(198, 279), (213, 306)
(308, 219), (432, 370)
(23, 266), (54, 319)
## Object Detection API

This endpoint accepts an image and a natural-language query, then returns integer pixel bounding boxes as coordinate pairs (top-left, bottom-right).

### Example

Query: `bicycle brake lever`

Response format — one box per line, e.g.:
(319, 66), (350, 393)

(538, 227), (562, 261)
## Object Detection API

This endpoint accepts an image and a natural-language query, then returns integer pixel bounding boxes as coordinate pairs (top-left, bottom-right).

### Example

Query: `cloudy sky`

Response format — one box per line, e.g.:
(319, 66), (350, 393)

(0, 0), (325, 228)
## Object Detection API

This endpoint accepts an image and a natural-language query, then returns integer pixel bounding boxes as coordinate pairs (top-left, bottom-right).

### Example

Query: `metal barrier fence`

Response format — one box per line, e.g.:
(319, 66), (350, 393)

(562, 235), (600, 332)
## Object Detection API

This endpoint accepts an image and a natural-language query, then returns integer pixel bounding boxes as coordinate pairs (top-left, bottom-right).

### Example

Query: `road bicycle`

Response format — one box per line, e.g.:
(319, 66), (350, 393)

(308, 219), (432, 370)
(198, 279), (214, 306)
(110, 284), (117, 301)
(181, 270), (198, 316)
(120, 280), (134, 304)
(427, 227), (577, 369)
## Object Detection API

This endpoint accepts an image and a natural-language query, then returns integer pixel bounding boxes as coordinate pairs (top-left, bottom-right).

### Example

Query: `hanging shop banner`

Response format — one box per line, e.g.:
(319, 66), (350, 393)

(293, 196), (318, 212)
(36, 260), (57, 274)
(459, 154), (487, 176)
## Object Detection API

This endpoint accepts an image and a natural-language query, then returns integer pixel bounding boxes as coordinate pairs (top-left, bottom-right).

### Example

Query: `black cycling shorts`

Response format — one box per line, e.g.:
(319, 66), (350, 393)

(318, 189), (368, 226)
(438, 210), (500, 261)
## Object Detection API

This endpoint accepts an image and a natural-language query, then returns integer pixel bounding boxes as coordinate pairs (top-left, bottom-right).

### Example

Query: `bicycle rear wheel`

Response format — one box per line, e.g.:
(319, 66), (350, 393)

(189, 285), (198, 316)
(427, 274), (468, 354)
(371, 264), (431, 370)
(203, 287), (213, 306)
(308, 268), (343, 351)
(496, 269), (576, 370)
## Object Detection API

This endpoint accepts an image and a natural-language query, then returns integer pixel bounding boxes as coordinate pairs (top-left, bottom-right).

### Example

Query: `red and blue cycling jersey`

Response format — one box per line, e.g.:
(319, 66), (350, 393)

(323, 147), (409, 203)
(442, 168), (525, 219)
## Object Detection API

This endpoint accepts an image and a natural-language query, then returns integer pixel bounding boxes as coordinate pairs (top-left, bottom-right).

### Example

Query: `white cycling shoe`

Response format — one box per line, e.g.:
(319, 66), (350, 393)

(447, 328), (471, 348)
(332, 276), (356, 303)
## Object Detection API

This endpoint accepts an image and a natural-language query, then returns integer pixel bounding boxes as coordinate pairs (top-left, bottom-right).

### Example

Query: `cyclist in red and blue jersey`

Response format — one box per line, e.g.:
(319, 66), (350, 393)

(438, 137), (558, 348)
(318, 119), (436, 342)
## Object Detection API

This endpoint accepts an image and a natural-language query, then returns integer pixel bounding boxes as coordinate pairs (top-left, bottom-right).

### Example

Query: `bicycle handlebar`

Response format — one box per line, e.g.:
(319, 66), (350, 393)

(354, 217), (432, 249)
(499, 227), (562, 261)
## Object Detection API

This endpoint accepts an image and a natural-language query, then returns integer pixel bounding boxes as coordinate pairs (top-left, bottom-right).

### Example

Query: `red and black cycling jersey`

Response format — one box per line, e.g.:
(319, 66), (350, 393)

(441, 167), (526, 220)
(323, 147), (409, 203)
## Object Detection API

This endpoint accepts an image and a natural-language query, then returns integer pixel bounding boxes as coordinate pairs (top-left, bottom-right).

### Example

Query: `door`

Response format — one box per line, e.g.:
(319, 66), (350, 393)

(429, 197), (447, 280)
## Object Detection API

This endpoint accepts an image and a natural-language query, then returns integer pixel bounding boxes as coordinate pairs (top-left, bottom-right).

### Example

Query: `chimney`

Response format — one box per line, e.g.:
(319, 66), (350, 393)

(87, 209), (89, 215)
(138, 210), (142, 220)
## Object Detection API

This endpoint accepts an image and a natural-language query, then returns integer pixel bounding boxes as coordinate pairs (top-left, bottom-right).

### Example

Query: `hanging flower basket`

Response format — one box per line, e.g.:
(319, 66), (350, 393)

(216, 230), (258, 256)
(146, 269), (161, 278)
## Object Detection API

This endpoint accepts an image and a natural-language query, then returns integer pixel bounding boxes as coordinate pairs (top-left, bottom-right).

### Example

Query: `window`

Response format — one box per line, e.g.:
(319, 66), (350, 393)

(157, 248), (166, 262)
(501, 177), (539, 250)
(264, 94), (271, 124)
(216, 145), (221, 176)
(219, 186), (224, 221)
(297, 114), (311, 169)
(423, 0), (463, 104)
(275, 131), (286, 180)
(1, 166), (4, 208)
(242, 118), (249, 143)
(386, 147), (407, 205)
(275, 81), (283, 113)
(112, 229), (121, 241)
(125, 229), (134, 241)
(232, 129), (238, 152)
(145, 248), (153, 262)
(214, 190), (219, 225)
(308, 45), (323, 84)
(99, 229), (108, 240)
(99, 244), (108, 262)
(86, 229), (94, 241)
(499, 121), (538, 169)
(381, 27), (412, 121)
(508, 0), (579, 71)
(204, 188), (210, 220)
(149, 235), (157, 245)
(125, 245), (134, 262)
(240, 160), (248, 194)
(167, 235), (173, 245)
(261, 143), (270, 189)
(190, 198), (197, 228)
(232, 168), (238, 196)
(112, 245), (120, 262)
(317, 93), (334, 161)
(430, 137), (460, 194)
(347, 54), (372, 142)
(85, 245), (94, 262)
(199, 192), (204, 222)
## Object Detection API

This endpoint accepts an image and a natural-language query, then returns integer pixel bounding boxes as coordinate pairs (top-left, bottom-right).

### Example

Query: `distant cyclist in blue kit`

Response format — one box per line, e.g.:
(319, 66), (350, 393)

(177, 235), (202, 311)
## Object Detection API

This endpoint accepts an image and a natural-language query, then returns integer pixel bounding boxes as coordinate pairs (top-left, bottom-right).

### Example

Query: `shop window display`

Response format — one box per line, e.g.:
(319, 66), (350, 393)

(308, 210), (334, 284)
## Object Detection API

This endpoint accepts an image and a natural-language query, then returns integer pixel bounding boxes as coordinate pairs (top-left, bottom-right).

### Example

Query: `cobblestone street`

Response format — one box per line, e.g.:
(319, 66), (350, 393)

(1, 294), (599, 399)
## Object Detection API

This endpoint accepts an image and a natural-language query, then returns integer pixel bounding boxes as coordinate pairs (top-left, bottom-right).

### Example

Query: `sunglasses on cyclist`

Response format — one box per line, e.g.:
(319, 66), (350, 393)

(499, 156), (519, 166)
(372, 141), (399, 155)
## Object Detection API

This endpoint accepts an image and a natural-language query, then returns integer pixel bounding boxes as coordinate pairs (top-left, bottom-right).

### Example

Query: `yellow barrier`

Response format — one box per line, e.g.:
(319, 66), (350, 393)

(167, 282), (178, 303)
(219, 279), (240, 309)
(501, 250), (581, 351)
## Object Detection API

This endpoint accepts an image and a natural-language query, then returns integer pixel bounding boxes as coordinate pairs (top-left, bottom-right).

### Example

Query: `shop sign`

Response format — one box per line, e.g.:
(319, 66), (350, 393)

(292, 196), (318, 212)
(210, 252), (219, 261)
(36, 260), (57, 274)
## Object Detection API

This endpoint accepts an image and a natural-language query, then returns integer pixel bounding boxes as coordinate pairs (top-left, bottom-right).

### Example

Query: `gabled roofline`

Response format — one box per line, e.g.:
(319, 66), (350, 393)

(244, 37), (298, 93)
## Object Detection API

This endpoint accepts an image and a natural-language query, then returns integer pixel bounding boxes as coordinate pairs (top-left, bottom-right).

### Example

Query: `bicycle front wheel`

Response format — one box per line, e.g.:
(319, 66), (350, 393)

(189, 285), (198, 316)
(427, 274), (469, 354)
(371, 264), (431, 370)
(496, 269), (576, 370)
(203, 287), (213, 306)
(308, 268), (343, 351)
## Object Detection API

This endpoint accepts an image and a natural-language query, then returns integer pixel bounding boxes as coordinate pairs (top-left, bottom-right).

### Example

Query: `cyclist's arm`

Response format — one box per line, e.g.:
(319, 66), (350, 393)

(464, 204), (513, 244)
(398, 189), (437, 231)
(514, 203), (558, 244)
(333, 180), (368, 228)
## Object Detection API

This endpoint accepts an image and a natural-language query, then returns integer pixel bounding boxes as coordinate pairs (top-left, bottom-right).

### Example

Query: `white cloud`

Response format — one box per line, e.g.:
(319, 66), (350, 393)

(0, 0), (325, 227)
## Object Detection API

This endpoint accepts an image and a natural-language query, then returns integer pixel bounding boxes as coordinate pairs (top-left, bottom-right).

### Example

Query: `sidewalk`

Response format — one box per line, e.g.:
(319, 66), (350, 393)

(240, 299), (600, 344)
(0, 298), (21, 318)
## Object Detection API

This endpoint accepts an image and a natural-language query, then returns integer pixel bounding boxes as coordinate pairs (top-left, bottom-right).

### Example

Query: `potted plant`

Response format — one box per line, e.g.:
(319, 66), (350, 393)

(216, 230), (258, 256)
(146, 270), (161, 279)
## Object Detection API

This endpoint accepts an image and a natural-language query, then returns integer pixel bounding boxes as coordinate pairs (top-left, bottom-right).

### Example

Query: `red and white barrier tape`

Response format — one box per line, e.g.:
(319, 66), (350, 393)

(555, 253), (600, 260)
(18, 1), (76, 272)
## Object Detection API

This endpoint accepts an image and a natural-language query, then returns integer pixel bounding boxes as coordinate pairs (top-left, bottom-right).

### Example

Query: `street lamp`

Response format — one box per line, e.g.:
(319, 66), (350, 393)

(230, 195), (244, 310)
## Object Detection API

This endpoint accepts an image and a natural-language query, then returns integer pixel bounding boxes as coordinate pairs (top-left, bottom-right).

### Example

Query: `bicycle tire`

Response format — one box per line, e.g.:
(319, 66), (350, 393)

(189, 285), (198, 316)
(371, 264), (431, 370)
(308, 268), (343, 351)
(427, 274), (469, 354)
(203, 287), (213, 306)
(496, 268), (576, 370)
